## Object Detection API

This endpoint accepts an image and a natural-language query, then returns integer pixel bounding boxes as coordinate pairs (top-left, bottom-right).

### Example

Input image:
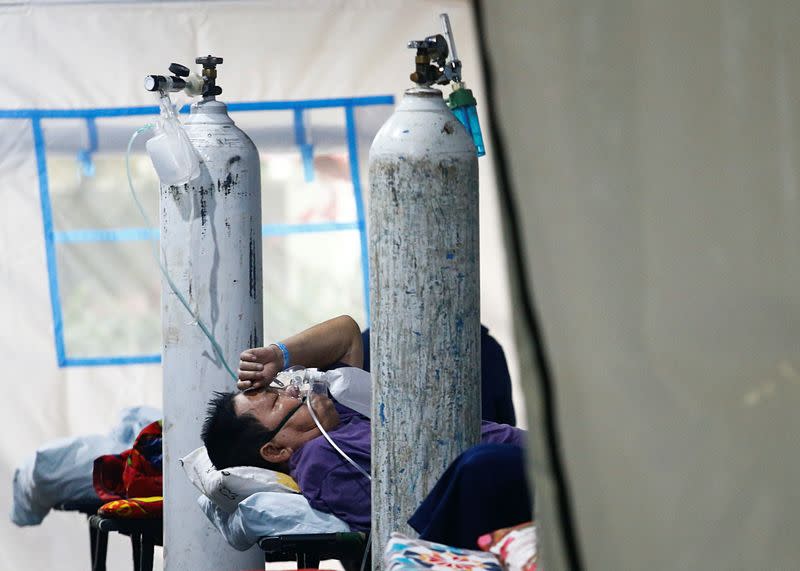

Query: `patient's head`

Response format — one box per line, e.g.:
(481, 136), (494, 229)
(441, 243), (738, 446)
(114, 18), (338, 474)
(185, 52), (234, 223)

(201, 388), (340, 470)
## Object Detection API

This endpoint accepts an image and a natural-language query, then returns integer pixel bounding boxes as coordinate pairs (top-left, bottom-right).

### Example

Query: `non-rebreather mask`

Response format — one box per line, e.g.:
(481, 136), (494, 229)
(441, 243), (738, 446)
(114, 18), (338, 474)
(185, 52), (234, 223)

(271, 366), (372, 419)
(271, 366), (329, 399)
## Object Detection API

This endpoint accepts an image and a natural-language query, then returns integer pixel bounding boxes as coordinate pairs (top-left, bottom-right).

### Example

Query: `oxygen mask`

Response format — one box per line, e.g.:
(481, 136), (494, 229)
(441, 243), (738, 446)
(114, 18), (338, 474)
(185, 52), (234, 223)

(264, 366), (329, 399)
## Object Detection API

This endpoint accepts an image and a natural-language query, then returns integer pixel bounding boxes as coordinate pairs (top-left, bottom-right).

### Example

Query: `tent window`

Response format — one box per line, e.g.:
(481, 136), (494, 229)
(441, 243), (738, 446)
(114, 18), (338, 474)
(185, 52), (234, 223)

(17, 97), (393, 367)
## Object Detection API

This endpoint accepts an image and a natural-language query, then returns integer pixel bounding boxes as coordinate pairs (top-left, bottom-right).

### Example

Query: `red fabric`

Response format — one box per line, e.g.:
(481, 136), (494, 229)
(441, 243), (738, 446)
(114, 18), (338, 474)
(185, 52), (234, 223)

(93, 420), (163, 501)
(477, 522), (537, 571)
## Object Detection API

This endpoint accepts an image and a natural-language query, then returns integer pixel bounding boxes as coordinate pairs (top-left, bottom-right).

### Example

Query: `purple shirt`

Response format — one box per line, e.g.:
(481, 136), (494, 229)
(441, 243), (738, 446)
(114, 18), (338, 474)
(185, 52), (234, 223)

(288, 401), (525, 531)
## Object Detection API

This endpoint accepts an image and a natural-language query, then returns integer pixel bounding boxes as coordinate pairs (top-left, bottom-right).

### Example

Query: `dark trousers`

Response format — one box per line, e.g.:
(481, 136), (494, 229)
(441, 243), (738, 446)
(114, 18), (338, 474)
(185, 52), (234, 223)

(408, 443), (533, 549)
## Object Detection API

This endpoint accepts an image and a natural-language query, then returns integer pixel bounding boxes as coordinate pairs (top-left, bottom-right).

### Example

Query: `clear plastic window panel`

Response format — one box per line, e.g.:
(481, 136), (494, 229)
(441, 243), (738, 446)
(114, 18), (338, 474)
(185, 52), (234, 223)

(32, 98), (393, 366)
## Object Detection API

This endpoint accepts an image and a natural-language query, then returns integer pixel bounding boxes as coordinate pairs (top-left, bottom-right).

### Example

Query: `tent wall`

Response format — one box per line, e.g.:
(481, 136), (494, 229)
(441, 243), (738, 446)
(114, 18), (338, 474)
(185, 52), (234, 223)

(0, 2), (519, 569)
(482, 1), (800, 569)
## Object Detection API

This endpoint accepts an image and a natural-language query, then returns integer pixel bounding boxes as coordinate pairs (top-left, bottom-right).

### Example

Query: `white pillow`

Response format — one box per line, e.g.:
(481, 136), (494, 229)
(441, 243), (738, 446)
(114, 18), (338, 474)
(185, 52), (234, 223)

(180, 446), (300, 513)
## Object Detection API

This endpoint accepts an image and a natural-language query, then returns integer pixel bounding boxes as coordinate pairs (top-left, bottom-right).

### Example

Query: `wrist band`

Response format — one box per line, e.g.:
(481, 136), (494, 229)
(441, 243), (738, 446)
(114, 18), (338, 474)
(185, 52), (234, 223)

(272, 342), (290, 370)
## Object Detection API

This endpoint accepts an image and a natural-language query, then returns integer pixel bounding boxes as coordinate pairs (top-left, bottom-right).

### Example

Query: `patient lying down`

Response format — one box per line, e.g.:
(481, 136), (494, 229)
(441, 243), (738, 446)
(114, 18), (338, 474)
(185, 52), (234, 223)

(201, 315), (531, 547)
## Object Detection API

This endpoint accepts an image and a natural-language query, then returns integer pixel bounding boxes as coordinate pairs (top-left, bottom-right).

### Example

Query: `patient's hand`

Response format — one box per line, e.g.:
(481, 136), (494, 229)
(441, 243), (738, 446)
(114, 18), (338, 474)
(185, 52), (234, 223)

(237, 345), (283, 391)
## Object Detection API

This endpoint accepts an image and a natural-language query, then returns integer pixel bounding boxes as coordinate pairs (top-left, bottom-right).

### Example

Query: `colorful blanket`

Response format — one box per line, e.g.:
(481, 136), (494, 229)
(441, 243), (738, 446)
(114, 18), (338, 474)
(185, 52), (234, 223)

(92, 420), (163, 509)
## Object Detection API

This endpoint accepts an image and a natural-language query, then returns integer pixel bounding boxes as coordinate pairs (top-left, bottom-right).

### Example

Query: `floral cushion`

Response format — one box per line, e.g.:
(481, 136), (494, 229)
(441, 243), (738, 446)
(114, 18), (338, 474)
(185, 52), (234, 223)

(477, 522), (537, 571)
(385, 532), (502, 571)
(98, 496), (163, 519)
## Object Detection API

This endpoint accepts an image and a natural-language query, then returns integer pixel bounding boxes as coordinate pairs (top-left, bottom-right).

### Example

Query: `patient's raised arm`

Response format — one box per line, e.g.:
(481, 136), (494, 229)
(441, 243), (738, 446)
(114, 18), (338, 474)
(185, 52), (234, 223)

(237, 315), (363, 391)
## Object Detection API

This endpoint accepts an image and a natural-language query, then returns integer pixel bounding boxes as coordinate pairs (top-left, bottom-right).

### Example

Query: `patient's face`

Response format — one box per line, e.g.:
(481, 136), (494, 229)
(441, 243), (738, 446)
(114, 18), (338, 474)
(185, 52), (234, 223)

(233, 388), (340, 451)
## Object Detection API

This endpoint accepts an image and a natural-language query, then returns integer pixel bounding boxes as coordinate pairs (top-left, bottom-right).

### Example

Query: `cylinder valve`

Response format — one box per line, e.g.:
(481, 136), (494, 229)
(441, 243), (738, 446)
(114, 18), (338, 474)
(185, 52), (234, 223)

(143, 55), (221, 99)
(407, 14), (485, 156)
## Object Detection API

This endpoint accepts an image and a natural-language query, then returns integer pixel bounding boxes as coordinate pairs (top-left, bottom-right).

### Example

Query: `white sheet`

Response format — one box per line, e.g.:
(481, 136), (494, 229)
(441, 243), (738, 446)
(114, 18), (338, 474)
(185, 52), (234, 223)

(198, 492), (350, 551)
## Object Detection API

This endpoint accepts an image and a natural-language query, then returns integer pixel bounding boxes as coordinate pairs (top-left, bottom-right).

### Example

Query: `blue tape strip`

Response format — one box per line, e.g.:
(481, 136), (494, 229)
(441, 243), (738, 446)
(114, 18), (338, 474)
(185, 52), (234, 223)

(300, 145), (315, 183)
(54, 222), (359, 243)
(32, 117), (67, 366)
(345, 105), (371, 325)
(64, 354), (161, 367)
(77, 117), (99, 176)
(87, 116), (99, 151)
(0, 107), (160, 119)
(228, 96), (394, 112)
(55, 227), (159, 243)
(293, 109), (306, 146)
(0, 95), (395, 119)
(293, 109), (315, 182)
(263, 222), (359, 236)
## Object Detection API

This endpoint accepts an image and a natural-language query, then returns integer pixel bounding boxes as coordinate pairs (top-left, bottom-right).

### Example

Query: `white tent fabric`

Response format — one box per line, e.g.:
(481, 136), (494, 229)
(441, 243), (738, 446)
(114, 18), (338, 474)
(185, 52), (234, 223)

(1, 2), (519, 569)
(482, 1), (800, 569)
(15, 0), (798, 569)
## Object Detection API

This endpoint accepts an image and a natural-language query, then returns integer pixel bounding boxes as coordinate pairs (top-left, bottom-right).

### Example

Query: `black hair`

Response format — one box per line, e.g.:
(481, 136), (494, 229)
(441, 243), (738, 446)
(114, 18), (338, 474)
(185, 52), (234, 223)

(201, 391), (284, 471)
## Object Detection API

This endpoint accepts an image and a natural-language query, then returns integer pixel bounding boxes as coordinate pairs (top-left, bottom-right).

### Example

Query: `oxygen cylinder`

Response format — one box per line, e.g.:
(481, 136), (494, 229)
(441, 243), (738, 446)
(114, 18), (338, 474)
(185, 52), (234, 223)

(369, 86), (481, 552)
(160, 98), (264, 569)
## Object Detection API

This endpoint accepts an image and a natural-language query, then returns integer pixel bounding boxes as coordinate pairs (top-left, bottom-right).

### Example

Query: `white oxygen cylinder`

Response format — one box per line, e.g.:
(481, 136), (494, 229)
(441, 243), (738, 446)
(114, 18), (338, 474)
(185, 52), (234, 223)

(160, 97), (264, 570)
(368, 86), (481, 556)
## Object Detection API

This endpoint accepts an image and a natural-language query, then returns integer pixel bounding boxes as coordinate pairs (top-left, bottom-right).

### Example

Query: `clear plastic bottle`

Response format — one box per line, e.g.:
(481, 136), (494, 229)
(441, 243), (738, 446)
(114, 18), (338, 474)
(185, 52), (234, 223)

(146, 95), (200, 185)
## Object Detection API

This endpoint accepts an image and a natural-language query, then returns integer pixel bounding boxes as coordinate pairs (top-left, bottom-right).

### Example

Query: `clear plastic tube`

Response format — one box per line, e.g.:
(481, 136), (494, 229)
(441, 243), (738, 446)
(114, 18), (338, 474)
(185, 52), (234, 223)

(306, 391), (372, 571)
(306, 392), (371, 481)
(126, 125), (237, 381)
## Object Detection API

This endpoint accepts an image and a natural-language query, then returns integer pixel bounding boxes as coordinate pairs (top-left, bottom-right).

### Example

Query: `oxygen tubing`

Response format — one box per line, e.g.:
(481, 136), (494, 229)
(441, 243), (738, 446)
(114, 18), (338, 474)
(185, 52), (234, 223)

(306, 391), (372, 571)
(126, 125), (238, 381)
(306, 391), (371, 481)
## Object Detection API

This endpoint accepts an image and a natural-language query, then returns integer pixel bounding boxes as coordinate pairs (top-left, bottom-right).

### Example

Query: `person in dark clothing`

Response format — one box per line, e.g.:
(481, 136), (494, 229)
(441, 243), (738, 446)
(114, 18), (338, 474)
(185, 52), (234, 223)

(409, 443), (532, 548)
